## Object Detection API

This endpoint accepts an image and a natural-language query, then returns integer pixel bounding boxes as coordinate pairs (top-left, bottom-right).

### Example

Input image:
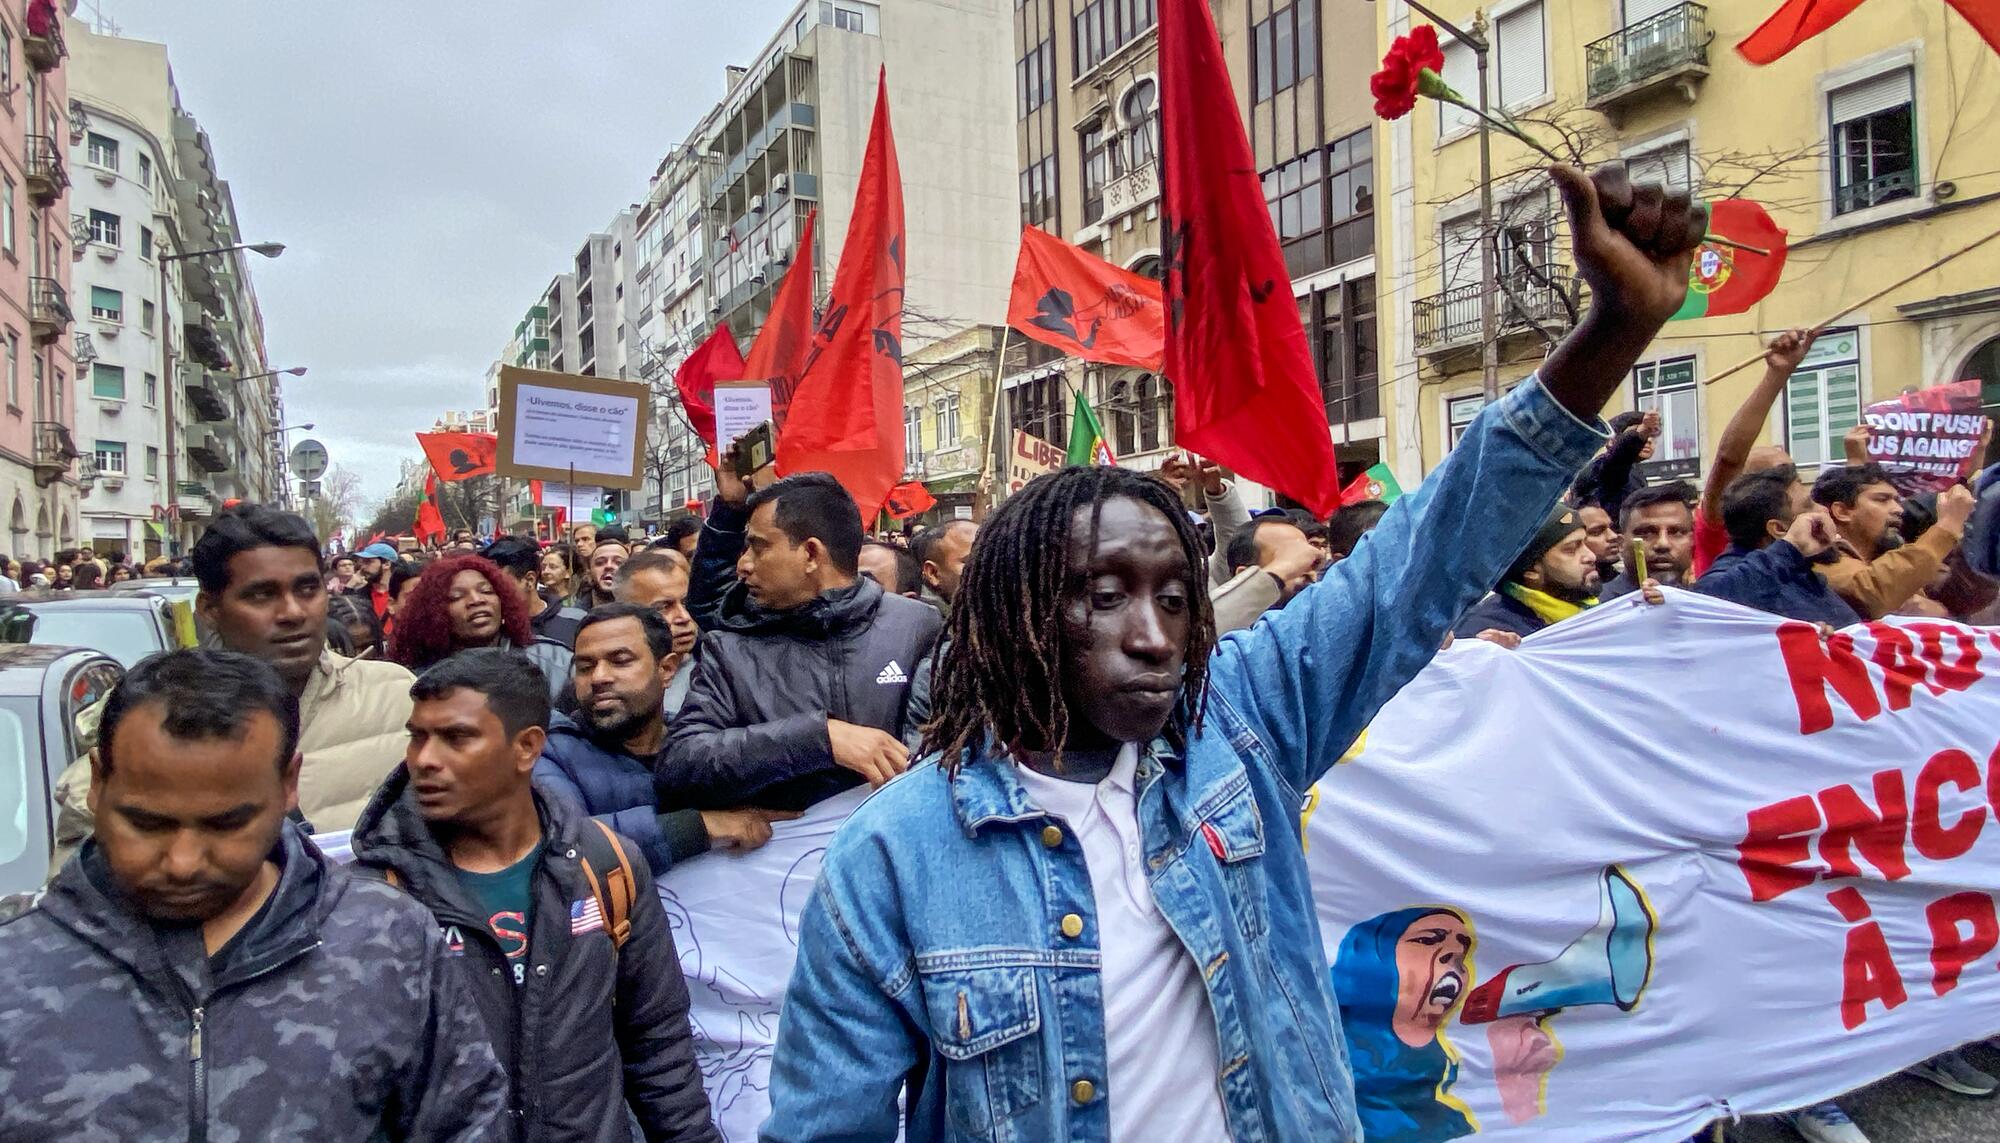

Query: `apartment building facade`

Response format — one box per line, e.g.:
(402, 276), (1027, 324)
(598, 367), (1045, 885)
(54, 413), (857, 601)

(1378, 0), (2000, 483)
(0, 1), (76, 562)
(65, 16), (281, 558)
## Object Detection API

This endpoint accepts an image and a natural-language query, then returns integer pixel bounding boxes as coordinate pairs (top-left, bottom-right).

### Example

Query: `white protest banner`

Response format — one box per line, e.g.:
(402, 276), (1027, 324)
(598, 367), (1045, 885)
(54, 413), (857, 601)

(537, 481), (604, 517)
(493, 365), (650, 489)
(714, 382), (776, 451)
(659, 788), (870, 1137)
(662, 595), (2000, 1141)
(1863, 378), (1989, 494)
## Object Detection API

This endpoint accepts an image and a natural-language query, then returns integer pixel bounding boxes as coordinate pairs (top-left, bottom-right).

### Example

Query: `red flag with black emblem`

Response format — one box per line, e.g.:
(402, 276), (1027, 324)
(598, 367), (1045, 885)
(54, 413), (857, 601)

(1008, 226), (1165, 370)
(777, 70), (907, 521)
(1160, 0), (1342, 517)
(416, 432), (497, 482)
(742, 209), (818, 429)
(884, 481), (936, 520)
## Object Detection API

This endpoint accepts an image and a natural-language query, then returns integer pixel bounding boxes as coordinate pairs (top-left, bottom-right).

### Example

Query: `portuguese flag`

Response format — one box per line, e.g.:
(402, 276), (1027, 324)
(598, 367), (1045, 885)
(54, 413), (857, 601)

(1066, 389), (1117, 467)
(1671, 200), (1788, 320)
(1340, 462), (1404, 506)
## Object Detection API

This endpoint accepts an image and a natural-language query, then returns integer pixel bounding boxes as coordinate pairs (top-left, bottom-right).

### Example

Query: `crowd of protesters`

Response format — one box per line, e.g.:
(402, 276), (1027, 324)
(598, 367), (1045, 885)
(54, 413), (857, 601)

(3, 165), (2000, 1143)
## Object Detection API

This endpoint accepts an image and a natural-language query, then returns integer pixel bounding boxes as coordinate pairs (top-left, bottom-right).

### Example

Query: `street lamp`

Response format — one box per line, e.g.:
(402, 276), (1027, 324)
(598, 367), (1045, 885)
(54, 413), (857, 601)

(230, 366), (308, 384)
(157, 241), (285, 553)
(266, 423), (315, 437)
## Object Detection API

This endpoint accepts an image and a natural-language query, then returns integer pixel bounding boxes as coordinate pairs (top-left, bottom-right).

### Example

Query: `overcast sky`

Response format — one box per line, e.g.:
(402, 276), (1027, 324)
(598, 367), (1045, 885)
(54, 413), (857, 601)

(106, 1), (796, 507)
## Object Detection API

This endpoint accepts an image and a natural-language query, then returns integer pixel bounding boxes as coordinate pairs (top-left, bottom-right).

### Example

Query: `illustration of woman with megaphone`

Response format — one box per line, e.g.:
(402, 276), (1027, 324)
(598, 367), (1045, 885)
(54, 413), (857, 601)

(1334, 865), (1658, 1138)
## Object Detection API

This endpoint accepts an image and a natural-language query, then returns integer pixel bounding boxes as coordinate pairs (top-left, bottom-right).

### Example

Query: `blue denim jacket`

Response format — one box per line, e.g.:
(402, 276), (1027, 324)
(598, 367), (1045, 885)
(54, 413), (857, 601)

(761, 378), (1606, 1142)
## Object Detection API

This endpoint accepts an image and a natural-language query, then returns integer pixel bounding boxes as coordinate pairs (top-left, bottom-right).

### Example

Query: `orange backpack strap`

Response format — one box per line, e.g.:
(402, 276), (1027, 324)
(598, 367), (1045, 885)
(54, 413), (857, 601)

(577, 819), (636, 950)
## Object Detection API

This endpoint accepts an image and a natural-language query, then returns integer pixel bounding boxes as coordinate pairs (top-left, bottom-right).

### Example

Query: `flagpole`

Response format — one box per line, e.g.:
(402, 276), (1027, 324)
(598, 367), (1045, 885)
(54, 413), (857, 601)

(975, 325), (1013, 510)
(1700, 219), (2000, 388)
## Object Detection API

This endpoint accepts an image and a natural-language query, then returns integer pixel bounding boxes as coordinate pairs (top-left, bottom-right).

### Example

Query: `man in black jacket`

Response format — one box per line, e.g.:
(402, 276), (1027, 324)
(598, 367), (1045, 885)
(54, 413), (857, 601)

(486, 535), (588, 647)
(0, 650), (508, 1139)
(669, 472), (942, 810)
(350, 649), (718, 1143)
(1602, 482), (1697, 597)
(1695, 465), (1858, 628)
(1453, 505), (1601, 639)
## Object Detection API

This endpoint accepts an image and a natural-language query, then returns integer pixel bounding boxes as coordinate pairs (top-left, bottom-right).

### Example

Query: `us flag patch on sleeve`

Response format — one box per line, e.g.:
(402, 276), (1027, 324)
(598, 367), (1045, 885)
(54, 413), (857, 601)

(570, 896), (604, 936)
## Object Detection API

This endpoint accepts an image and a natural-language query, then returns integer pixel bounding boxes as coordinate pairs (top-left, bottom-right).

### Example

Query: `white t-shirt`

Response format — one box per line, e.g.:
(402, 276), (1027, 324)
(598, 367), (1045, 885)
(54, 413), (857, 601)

(1015, 745), (1230, 1140)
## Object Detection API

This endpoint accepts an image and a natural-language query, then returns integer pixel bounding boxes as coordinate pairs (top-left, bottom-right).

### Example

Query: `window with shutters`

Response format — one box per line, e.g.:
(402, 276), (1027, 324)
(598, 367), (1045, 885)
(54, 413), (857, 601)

(1439, 2), (1546, 139)
(91, 363), (125, 400)
(89, 287), (122, 323)
(1784, 328), (1864, 466)
(1624, 139), (1694, 193)
(1829, 68), (1916, 216)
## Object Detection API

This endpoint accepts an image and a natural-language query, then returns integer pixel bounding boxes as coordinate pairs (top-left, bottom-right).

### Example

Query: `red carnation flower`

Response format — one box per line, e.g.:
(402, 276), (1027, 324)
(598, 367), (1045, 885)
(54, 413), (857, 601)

(1371, 25), (1448, 120)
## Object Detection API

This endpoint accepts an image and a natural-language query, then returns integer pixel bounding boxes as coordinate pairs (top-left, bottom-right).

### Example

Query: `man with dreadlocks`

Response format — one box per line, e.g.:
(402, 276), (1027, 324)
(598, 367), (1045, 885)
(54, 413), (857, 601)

(761, 164), (1706, 1142)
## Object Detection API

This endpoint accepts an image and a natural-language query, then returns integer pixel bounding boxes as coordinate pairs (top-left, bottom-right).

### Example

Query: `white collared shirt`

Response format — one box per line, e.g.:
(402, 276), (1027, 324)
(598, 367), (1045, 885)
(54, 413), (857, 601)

(1015, 744), (1230, 1141)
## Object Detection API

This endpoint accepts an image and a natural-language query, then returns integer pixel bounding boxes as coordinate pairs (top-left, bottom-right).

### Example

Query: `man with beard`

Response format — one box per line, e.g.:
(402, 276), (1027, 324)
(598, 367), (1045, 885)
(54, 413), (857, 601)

(1603, 483), (1696, 597)
(1811, 463), (1973, 619)
(1451, 506), (1601, 639)
(0, 650), (507, 1137)
(534, 605), (787, 874)
(612, 550), (700, 716)
(576, 535), (632, 610)
(350, 649), (720, 1142)
(1695, 465), (1857, 626)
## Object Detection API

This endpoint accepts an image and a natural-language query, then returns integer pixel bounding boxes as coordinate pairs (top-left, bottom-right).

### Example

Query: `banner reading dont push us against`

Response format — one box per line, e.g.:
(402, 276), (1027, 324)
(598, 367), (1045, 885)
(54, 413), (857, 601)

(661, 595), (2000, 1141)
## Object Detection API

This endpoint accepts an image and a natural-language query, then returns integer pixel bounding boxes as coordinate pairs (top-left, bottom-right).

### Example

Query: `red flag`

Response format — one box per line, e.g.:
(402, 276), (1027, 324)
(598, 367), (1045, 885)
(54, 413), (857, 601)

(1736, 0), (2000, 62)
(415, 471), (446, 544)
(884, 481), (935, 520)
(671, 325), (746, 447)
(777, 72), (906, 521)
(416, 431), (497, 481)
(1160, 0), (1343, 517)
(743, 209), (818, 428)
(1008, 226), (1165, 370)
(529, 479), (544, 506)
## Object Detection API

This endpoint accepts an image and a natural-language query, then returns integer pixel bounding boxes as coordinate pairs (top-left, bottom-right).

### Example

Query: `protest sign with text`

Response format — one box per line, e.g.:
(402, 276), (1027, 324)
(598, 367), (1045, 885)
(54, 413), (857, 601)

(1007, 428), (1062, 494)
(661, 594), (2000, 1141)
(493, 365), (650, 490)
(1864, 378), (1989, 494)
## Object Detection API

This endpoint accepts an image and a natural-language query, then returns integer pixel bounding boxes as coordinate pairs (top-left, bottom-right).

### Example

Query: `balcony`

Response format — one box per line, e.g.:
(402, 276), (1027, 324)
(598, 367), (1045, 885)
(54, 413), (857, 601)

(23, 14), (64, 72)
(186, 432), (230, 474)
(28, 277), (69, 345)
(1585, 3), (1710, 121)
(32, 420), (78, 486)
(1412, 264), (1579, 357)
(186, 379), (230, 422)
(24, 134), (65, 205)
(1835, 168), (1919, 216)
(183, 322), (233, 371)
(177, 481), (219, 518)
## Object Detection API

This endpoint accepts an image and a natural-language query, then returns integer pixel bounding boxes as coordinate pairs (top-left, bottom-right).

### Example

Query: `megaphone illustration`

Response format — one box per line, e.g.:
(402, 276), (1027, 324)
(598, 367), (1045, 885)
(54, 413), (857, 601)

(1461, 865), (1656, 1025)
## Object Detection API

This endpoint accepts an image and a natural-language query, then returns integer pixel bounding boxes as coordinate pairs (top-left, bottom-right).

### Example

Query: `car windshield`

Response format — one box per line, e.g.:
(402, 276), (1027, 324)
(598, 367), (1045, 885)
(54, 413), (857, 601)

(0, 697), (48, 897)
(0, 608), (162, 669)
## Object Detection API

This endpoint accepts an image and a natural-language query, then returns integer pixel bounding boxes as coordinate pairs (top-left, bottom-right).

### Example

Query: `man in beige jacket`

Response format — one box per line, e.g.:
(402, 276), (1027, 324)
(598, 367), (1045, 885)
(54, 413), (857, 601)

(51, 506), (413, 869)
(1810, 462), (1974, 620)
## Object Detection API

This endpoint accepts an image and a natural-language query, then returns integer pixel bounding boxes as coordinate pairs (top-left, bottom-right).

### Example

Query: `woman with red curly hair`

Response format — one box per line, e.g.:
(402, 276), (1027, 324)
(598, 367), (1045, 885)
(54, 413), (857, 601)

(389, 554), (573, 702)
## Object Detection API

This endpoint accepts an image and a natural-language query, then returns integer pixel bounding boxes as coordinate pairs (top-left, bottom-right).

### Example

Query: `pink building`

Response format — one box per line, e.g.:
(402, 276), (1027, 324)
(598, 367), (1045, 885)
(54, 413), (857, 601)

(0, 0), (75, 564)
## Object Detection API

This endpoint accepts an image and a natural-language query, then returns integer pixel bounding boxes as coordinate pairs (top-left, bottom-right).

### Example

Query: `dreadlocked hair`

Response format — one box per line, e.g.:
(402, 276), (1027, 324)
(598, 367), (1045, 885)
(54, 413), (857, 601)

(921, 465), (1215, 774)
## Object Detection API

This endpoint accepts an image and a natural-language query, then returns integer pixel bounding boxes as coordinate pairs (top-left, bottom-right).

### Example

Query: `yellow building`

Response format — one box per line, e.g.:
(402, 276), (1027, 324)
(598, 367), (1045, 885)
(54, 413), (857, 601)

(1377, 0), (2000, 484)
(899, 324), (1005, 522)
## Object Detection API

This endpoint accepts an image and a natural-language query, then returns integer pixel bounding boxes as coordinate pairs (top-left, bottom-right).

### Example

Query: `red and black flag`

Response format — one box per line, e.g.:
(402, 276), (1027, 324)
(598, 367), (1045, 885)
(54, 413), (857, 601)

(415, 432), (497, 481)
(1007, 226), (1164, 370)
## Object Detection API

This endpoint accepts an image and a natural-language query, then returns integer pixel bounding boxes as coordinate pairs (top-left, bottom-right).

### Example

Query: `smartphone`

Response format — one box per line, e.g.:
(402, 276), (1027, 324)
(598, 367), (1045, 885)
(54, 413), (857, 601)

(731, 420), (776, 479)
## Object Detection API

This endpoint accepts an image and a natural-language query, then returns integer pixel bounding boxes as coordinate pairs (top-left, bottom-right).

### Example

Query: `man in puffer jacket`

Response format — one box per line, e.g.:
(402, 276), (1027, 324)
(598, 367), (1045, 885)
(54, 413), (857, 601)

(0, 650), (507, 1139)
(536, 604), (788, 873)
(50, 504), (416, 871)
(668, 473), (942, 811)
(350, 649), (719, 1143)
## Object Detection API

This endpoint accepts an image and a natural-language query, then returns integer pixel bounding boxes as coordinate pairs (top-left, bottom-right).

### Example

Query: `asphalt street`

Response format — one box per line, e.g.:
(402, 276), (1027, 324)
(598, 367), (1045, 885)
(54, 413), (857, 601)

(1721, 1040), (2000, 1142)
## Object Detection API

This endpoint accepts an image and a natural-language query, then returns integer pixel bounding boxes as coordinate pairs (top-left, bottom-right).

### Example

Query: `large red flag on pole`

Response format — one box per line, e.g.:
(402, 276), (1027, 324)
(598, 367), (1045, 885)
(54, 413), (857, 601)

(742, 209), (819, 428)
(1007, 225), (1165, 370)
(671, 324), (746, 448)
(1159, 0), (1343, 517)
(777, 71), (906, 521)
